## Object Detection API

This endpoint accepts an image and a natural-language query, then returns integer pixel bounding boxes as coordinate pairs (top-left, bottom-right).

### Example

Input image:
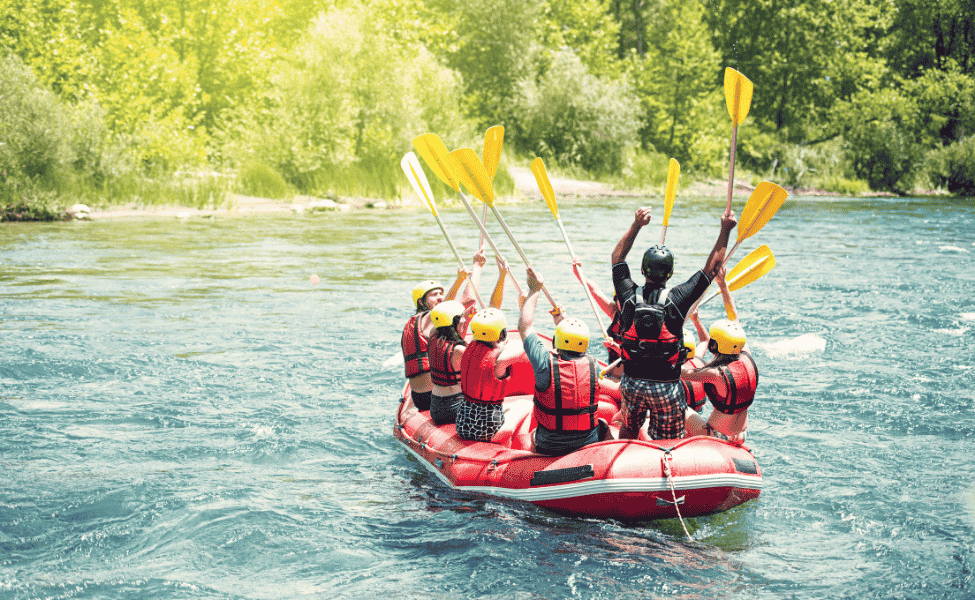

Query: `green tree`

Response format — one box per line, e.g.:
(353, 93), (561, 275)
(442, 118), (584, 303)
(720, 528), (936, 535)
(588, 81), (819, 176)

(630, 0), (722, 172)
(431, 0), (541, 127)
(707, 0), (892, 140)
(511, 48), (641, 174)
(0, 0), (93, 101)
(219, 2), (471, 196)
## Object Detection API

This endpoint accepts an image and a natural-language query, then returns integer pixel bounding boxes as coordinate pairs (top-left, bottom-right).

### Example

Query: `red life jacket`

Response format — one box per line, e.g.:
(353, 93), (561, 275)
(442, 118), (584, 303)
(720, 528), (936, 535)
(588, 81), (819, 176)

(619, 287), (686, 381)
(533, 352), (598, 432)
(682, 356), (707, 411)
(430, 334), (464, 387)
(401, 313), (430, 378)
(704, 351), (759, 415)
(460, 341), (509, 405)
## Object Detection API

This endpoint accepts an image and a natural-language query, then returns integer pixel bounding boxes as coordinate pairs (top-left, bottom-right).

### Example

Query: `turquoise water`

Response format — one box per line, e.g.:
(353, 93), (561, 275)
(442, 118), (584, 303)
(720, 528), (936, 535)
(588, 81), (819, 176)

(1, 196), (973, 599)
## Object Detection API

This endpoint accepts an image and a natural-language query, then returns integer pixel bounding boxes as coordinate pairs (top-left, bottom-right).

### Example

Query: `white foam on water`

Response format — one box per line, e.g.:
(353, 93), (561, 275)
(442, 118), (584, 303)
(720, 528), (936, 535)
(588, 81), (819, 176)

(960, 313), (975, 322)
(939, 245), (968, 253)
(763, 334), (826, 359)
(382, 352), (404, 369)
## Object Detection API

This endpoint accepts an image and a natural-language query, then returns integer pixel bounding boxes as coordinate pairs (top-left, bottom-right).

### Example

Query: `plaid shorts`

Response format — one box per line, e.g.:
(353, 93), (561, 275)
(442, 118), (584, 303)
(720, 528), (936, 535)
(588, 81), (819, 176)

(620, 375), (687, 440)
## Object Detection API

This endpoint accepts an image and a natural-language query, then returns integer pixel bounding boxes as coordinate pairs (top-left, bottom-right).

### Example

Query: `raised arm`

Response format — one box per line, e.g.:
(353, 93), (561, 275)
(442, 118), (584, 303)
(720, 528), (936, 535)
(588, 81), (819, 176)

(701, 211), (738, 280)
(518, 269), (544, 340)
(611, 207), (652, 266)
(716, 267), (739, 321)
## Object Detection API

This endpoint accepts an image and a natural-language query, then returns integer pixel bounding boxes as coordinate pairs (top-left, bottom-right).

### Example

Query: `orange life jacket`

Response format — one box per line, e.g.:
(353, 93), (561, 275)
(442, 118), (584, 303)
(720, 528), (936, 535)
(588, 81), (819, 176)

(533, 352), (598, 432)
(401, 313), (430, 378)
(704, 351), (759, 415)
(429, 334), (464, 387)
(460, 341), (509, 405)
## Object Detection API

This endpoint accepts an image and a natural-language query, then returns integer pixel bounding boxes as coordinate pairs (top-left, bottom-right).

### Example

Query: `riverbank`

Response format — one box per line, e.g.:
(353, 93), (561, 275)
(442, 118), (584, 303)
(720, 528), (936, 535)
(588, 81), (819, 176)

(78, 166), (855, 220)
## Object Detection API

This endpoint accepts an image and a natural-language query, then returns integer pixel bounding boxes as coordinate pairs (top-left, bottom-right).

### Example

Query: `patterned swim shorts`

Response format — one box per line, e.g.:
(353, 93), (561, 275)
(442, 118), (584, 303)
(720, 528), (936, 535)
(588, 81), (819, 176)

(456, 400), (504, 441)
(620, 375), (687, 440)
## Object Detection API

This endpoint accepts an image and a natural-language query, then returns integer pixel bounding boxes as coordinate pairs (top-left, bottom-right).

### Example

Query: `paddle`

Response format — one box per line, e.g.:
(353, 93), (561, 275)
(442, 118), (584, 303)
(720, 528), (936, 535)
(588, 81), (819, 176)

(531, 157), (609, 339)
(400, 152), (485, 308)
(412, 133), (525, 297)
(725, 181), (788, 265)
(723, 68), (754, 216)
(477, 126), (504, 254)
(449, 147), (557, 308)
(660, 158), (680, 245)
(698, 244), (776, 307)
(597, 246), (775, 379)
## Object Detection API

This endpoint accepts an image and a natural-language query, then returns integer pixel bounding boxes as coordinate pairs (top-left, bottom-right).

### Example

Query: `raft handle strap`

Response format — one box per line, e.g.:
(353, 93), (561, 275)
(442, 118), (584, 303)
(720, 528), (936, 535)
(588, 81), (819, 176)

(661, 450), (692, 541)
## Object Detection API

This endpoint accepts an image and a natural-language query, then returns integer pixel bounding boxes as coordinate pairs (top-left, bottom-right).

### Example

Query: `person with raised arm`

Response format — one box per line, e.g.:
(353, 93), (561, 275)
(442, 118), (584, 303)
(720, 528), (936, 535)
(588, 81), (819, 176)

(611, 206), (737, 440)
(519, 269), (609, 455)
(683, 270), (759, 443)
(402, 249), (491, 411)
(427, 251), (508, 424)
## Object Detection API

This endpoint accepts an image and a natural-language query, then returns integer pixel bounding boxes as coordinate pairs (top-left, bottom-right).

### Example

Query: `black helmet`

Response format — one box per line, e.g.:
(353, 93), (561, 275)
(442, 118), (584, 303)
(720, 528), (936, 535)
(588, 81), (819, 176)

(641, 245), (674, 282)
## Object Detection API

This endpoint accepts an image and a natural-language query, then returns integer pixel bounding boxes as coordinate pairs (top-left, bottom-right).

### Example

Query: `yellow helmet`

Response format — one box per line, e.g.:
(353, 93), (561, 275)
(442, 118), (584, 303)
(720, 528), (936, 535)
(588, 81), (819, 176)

(709, 320), (746, 355)
(430, 300), (464, 328)
(412, 280), (443, 310)
(682, 329), (696, 359)
(470, 308), (506, 342)
(555, 318), (590, 353)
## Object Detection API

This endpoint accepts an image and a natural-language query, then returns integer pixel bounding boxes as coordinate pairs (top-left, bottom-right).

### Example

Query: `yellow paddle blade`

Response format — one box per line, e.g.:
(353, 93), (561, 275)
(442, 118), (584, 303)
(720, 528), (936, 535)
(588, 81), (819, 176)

(447, 148), (495, 206)
(726, 244), (776, 291)
(530, 157), (559, 219)
(400, 152), (438, 216)
(724, 68), (754, 127)
(737, 181), (788, 243)
(412, 133), (460, 192)
(662, 158), (680, 227)
(483, 125), (504, 181)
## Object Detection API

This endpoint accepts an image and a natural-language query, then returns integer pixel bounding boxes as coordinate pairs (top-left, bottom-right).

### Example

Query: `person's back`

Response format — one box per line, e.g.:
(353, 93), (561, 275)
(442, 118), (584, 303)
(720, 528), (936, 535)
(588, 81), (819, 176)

(683, 320), (758, 442)
(610, 207), (737, 440)
(402, 280), (444, 411)
(457, 308), (521, 441)
(529, 319), (602, 456)
(428, 300), (470, 425)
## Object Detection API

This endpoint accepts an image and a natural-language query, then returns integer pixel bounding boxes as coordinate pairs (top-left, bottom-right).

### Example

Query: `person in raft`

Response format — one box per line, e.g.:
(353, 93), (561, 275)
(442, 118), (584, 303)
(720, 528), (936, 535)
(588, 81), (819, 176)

(683, 271), (759, 443)
(456, 307), (525, 441)
(402, 250), (491, 411)
(518, 269), (610, 455)
(680, 328), (708, 413)
(611, 206), (737, 440)
(428, 253), (510, 424)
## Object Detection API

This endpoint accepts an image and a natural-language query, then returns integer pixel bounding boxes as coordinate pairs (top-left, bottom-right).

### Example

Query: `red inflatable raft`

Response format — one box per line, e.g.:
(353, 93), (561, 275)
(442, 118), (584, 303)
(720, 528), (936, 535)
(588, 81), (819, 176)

(394, 344), (762, 521)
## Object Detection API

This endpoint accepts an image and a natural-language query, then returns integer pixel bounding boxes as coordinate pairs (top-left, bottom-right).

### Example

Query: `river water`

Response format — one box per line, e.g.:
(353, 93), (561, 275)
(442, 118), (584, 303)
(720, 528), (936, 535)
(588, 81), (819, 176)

(1, 194), (973, 599)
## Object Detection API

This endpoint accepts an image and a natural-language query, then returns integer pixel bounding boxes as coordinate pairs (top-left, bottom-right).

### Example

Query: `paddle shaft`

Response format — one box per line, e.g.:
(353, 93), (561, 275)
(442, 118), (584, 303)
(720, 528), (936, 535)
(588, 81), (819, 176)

(599, 357), (621, 379)
(554, 217), (609, 339)
(455, 190), (525, 297)
(725, 124), (739, 216)
(432, 213), (485, 308)
(489, 204), (557, 308)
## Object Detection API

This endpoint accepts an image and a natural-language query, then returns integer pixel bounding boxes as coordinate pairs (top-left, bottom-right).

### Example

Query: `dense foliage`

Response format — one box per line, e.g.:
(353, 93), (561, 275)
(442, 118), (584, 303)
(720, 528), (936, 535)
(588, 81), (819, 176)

(2, 0), (974, 218)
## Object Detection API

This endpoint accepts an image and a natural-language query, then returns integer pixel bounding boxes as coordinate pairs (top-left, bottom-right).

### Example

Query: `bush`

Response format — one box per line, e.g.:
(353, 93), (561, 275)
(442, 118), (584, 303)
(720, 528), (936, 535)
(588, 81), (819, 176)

(511, 48), (641, 175)
(238, 160), (291, 199)
(0, 54), (75, 206)
(925, 136), (975, 197)
(618, 148), (672, 191)
(821, 177), (869, 197)
(844, 120), (923, 194)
